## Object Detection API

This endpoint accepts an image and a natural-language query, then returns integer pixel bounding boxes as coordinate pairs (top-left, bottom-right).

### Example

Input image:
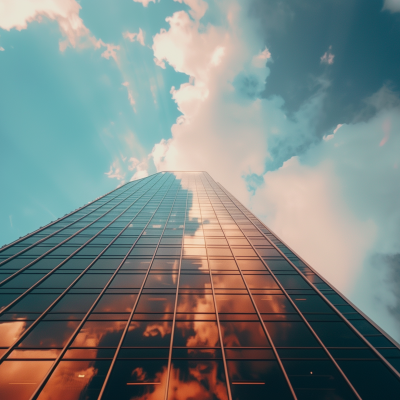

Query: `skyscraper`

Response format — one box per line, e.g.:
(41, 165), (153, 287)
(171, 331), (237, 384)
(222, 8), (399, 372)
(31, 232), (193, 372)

(0, 171), (399, 400)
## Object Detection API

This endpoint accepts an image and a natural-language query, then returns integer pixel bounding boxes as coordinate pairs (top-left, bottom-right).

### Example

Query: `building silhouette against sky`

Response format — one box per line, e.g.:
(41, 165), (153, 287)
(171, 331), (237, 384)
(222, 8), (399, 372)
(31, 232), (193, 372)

(0, 171), (400, 400)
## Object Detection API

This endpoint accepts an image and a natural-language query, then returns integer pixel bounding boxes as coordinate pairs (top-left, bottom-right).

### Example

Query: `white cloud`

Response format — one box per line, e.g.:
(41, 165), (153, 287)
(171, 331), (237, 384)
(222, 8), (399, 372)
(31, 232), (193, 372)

(123, 28), (145, 46)
(128, 157), (140, 171)
(0, 0), (118, 59)
(383, 0), (400, 13)
(100, 42), (120, 63)
(333, 123), (343, 134)
(0, 46), (4, 51)
(105, 160), (126, 183)
(133, 0), (156, 7)
(251, 157), (377, 292)
(154, 57), (166, 69)
(320, 45), (335, 65)
(252, 105), (400, 340)
(145, 0), (400, 341)
(131, 159), (149, 180)
(324, 123), (343, 141)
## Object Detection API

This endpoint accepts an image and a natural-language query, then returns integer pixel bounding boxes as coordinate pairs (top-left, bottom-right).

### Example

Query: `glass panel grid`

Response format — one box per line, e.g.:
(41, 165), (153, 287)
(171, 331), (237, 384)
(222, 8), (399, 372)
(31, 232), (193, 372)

(1, 172), (400, 400)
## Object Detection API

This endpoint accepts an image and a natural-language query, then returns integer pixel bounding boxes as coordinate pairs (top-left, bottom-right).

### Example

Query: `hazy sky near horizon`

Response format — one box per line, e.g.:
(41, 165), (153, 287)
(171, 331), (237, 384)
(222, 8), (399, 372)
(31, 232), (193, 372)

(1, 0), (400, 341)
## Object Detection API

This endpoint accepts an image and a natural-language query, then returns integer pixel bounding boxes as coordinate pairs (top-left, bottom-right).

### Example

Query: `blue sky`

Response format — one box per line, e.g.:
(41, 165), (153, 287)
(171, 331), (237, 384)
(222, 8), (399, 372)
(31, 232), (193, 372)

(1, 0), (400, 341)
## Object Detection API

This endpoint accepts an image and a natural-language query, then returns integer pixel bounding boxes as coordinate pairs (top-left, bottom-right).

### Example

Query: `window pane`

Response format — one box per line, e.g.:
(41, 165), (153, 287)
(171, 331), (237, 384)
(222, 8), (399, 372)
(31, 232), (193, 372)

(220, 321), (270, 347)
(0, 321), (32, 347)
(52, 294), (98, 313)
(212, 275), (245, 289)
(109, 274), (146, 289)
(93, 294), (137, 313)
(216, 295), (255, 313)
(37, 360), (111, 400)
(179, 274), (211, 289)
(135, 294), (176, 313)
(168, 360), (228, 400)
(173, 321), (220, 347)
(123, 321), (172, 347)
(102, 360), (168, 400)
(145, 274), (178, 288)
(264, 322), (319, 347)
(177, 294), (215, 313)
(282, 360), (358, 400)
(0, 361), (53, 400)
(227, 360), (292, 400)
(9, 294), (60, 313)
(71, 321), (126, 347)
(19, 321), (79, 348)
(244, 275), (279, 289)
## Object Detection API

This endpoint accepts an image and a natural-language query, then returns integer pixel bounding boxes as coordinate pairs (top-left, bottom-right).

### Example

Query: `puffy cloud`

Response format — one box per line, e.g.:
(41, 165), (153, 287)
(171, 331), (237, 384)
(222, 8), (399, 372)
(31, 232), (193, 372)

(383, 0), (400, 13)
(105, 160), (126, 183)
(154, 57), (166, 69)
(323, 123), (343, 141)
(100, 42), (120, 63)
(0, 0), (118, 59)
(146, 0), (400, 341)
(123, 28), (145, 46)
(128, 157), (140, 171)
(131, 159), (149, 180)
(251, 157), (377, 292)
(252, 104), (400, 340)
(0, 46), (4, 51)
(320, 45), (335, 65)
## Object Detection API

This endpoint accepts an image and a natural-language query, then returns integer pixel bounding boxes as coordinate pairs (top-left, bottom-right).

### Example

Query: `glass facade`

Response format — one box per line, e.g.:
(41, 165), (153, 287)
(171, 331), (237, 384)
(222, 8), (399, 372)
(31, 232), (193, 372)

(0, 171), (399, 400)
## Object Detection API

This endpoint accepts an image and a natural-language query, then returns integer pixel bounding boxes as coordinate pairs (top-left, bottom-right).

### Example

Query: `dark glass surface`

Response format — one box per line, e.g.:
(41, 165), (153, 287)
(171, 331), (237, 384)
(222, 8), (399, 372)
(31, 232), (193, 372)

(8, 294), (60, 313)
(227, 360), (292, 400)
(1, 172), (399, 400)
(168, 360), (228, 400)
(309, 322), (366, 347)
(93, 294), (137, 313)
(264, 321), (320, 347)
(51, 294), (99, 313)
(18, 320), (80, 348)
(174, 320), (220, 347)
(71, 320), (126, 347)
(282, 360), (358, 399)
(220, 321), (270, 347)
(123, 320), (172, 347)
(253, 294), (295, 313)
(135, 294), (176, 313)
(102, 360), (168, 400)
(109, 273), (146, 288)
